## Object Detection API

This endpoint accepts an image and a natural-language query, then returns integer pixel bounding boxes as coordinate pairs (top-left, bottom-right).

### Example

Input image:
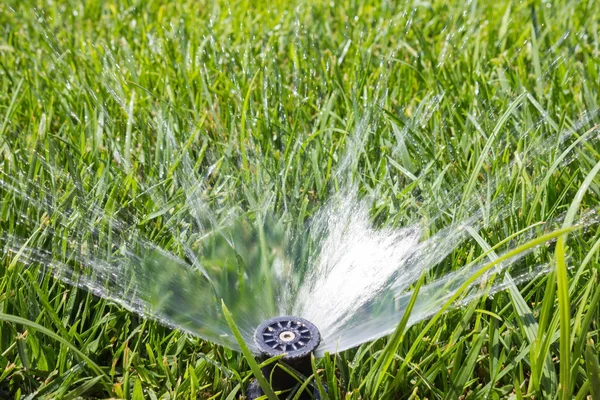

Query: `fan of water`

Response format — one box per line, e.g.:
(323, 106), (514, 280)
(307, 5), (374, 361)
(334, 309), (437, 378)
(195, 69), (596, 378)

(2, 1), (599, 358)
(3, 108), (598, 356)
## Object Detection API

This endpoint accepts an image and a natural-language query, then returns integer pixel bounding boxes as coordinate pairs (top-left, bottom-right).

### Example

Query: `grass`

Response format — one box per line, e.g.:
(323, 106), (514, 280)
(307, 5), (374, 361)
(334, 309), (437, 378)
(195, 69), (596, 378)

(1, 0), (600, 398)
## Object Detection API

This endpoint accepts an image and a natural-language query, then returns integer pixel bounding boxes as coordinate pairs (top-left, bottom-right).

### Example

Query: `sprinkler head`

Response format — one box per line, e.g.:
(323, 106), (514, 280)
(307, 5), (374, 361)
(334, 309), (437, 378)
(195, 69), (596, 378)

(255, 316), (320, 360)
(248, 316), (322, 399)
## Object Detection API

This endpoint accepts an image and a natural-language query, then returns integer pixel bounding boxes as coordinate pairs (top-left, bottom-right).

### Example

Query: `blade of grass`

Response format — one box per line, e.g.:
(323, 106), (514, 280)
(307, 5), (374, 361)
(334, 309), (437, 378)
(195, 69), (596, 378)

(584, 337), (600, 399)
(0, 313), (110, 384)
(393, 225), (577, 386)
(445, 331), (485, 400)
(365, 273), (424, 396)
(311, 353), (328, 400)
(571, 273), (600, 387)
(458, 92), (527, 218)
(291, 374), (314, 400)
(556, 159), (600, 400)
(221, 300), (277, 400)
(0, 78), (24, 141)
(240, 70), (260, 176)
(467, 226), (557, 395)
(63, 376), (103, 400)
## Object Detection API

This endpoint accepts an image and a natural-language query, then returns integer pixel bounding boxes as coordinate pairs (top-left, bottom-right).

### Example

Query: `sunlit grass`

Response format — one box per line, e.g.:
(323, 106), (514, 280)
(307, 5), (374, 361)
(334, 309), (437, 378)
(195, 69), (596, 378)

(1, 0), (599, 398)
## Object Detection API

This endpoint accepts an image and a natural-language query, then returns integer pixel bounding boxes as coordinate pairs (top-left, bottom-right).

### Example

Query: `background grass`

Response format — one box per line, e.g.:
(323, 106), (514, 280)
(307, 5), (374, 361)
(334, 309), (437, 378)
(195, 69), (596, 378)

(1, 0), (600, 398)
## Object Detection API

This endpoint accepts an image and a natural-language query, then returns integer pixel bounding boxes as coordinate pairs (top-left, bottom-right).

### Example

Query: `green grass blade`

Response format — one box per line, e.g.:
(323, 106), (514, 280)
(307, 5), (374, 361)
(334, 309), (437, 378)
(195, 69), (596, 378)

(311, 353), (329, 400)
(365, 273), (424, 396)
(291, 374), (314, 400)
(240, 70), (260, 175)
(0, 313), (110, 384)
(458, 92), (527, 218)
(394, 225), (577, 384)
(221, 300), (278, 400)
(0, 78), (24, 140)
(63, 376), (103, 400)
(445, 331), (485, 400)
(555, 238), (571, 400)
(557, 158), (600, 399)
(584, 337), (600, 399)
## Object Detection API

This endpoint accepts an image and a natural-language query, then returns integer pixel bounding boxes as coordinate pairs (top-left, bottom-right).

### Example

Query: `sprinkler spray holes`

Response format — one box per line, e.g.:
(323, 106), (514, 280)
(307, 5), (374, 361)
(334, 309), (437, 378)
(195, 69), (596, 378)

(255, 316), (320, 359)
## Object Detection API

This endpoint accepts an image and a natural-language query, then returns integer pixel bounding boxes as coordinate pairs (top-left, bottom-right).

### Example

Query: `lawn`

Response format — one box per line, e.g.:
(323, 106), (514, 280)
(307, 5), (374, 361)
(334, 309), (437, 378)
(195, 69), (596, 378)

(1, 0), (600, 399)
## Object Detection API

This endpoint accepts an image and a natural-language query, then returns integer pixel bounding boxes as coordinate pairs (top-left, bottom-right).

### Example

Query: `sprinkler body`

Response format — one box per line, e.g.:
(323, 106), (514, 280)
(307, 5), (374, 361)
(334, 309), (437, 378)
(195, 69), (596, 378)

(248, 316), (321, 399)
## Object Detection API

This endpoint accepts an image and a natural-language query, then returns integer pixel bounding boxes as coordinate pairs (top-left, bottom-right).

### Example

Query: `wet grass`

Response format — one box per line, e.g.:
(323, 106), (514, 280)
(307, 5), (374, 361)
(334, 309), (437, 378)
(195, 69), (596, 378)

(1, 0), (600, 398)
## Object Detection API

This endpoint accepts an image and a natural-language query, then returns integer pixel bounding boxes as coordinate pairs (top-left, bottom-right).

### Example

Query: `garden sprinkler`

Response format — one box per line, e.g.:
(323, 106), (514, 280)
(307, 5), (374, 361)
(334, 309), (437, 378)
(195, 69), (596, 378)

(247, 316), (322, 399)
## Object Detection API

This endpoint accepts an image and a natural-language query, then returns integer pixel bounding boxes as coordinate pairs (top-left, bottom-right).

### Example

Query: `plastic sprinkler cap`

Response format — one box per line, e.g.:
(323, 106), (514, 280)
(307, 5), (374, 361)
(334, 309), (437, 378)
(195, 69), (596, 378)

(255, 316), (321, 360)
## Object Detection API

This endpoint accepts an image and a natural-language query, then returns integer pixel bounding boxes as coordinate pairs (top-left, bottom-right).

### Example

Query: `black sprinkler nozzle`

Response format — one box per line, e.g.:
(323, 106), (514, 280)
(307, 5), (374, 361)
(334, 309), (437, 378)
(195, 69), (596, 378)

(255, 316), (321, 359)
(247, 316), (321, 399)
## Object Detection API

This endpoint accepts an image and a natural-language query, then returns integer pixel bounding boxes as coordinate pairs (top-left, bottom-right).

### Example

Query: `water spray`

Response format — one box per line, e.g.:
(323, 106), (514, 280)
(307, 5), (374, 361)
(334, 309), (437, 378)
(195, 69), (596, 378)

(247, 316), (321, 399)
